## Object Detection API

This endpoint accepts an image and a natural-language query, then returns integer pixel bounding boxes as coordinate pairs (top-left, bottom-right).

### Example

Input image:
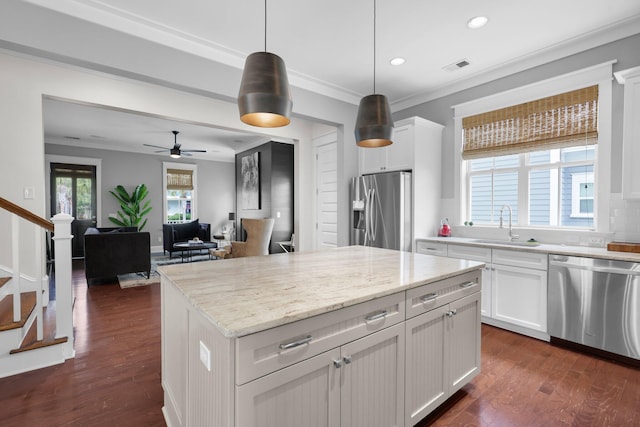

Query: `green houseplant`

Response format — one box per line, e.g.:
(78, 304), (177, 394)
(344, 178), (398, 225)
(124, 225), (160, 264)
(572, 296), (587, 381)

(108, 184), (152, 231)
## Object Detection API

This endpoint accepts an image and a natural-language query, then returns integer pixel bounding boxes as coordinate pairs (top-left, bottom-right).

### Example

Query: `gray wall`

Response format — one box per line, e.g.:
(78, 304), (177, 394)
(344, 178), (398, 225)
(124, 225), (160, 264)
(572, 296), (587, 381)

(45, 143), (235, 248)
(394, 33), (640, 198)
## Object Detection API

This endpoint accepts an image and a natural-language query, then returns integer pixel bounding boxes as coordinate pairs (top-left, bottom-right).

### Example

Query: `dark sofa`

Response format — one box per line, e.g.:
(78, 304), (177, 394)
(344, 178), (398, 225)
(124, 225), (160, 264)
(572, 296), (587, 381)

(84, 227), (151, 286)
(162, 220), (213, 257)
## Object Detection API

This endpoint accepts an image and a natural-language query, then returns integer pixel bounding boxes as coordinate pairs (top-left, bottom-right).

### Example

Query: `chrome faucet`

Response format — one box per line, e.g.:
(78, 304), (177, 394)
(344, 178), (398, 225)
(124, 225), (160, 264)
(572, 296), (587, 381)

(499, 204), (519, 241)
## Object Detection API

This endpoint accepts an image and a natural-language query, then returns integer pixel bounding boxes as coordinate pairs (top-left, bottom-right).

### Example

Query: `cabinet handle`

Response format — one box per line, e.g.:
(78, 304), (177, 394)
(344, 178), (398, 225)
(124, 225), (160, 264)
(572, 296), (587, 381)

(365, 310), (388, 322)
(459, 281), (475, 289)
(445, 309), (457, 318)
(279, 335), (312, 350)
(343, 355), (352, 365)
(333, 359), (343, 368)
(420, 293), (437, 302)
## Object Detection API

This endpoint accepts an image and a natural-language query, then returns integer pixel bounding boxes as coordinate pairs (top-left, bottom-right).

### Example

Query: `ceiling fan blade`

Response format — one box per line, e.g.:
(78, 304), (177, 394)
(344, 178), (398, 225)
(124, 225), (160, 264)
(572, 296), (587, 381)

(181, 149), (207, 153)
(154, 149), (169, 153)
(144, 143), (170, 150)
(181, 152), (193, 156)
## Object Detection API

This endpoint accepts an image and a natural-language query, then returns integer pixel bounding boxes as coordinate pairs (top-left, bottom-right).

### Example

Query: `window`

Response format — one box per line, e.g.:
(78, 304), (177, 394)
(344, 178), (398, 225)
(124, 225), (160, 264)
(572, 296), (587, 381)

(462, 84), (599, 229)
(163, 163), (197, 224)
(468, 146), (596, 228)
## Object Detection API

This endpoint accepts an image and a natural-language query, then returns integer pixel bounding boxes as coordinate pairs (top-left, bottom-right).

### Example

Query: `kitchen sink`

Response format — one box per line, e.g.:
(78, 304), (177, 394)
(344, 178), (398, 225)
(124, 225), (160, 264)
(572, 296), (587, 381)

(471, 239), (541, 247)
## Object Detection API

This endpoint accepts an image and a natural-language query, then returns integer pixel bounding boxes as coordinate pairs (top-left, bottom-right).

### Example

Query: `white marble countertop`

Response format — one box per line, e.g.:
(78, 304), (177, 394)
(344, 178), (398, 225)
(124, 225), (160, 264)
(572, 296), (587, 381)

(158, 245), (484, 338)
(416, 236), (640, 262)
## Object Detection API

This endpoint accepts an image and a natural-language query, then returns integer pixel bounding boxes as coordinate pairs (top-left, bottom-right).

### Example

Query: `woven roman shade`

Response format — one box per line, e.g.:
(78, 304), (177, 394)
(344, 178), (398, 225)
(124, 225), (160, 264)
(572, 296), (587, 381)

(166, 169), (193, 190)
(462, 85), (599, 159)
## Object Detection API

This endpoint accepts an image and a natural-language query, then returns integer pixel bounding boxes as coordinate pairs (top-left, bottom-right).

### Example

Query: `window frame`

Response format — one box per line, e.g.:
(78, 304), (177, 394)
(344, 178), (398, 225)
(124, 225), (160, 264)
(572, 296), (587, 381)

(452, 61), (613, 233)
(163, 162), (197, 224)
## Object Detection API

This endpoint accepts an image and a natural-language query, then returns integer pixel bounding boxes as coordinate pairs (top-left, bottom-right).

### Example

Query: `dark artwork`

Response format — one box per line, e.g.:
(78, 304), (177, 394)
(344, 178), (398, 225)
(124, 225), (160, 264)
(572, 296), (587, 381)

(241, 152), (260, 209)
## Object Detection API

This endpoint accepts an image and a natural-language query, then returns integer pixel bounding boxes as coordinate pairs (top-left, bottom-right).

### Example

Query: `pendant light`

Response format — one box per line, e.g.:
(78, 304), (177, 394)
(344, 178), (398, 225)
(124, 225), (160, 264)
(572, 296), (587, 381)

(238, 0), (293, 128)
(355, 0), (393, 147)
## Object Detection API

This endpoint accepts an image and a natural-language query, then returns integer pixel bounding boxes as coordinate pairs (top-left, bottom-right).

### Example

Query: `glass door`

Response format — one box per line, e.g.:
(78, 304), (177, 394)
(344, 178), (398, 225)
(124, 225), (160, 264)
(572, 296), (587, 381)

(50, 163), (97, 258)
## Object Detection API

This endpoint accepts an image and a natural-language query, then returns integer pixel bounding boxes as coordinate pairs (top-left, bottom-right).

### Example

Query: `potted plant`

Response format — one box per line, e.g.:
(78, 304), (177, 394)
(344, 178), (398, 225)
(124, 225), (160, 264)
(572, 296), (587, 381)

(108, 184), (152, 231)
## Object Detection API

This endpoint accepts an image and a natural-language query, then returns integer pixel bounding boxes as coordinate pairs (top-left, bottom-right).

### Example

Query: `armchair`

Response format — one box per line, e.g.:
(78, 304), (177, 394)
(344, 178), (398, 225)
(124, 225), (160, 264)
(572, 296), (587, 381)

(211, 218), (275, 259)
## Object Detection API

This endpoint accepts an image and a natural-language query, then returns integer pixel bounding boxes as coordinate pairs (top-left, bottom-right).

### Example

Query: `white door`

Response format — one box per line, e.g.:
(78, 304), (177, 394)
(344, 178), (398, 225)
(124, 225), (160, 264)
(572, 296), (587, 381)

(236, 348), (341, 427)
(314, 136), (338, 249)
(447, 292), (481, 393)
(492, 264), (547, 332)
(405, 304), (449, 425)
(340, 323), (405, 427)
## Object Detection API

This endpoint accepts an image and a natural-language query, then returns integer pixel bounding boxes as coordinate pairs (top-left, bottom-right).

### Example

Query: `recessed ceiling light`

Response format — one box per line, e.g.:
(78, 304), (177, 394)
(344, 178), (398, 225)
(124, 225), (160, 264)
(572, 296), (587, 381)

(390, 57), (406, 66)
(467, 16), (488, 29)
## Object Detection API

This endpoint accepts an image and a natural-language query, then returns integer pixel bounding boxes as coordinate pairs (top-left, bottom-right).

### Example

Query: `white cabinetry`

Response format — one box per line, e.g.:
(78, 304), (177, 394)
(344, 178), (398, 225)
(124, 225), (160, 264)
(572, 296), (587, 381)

(237, 323), (405, 427)
(360, 117), (445, 247)
(615, 66), (640, 200)
(428, 241), (550, 340)
(360, 123), (413, 173)
(492, 249), (547, 333)
(162, 267), (483, 427)
(404, 270), (481, 426)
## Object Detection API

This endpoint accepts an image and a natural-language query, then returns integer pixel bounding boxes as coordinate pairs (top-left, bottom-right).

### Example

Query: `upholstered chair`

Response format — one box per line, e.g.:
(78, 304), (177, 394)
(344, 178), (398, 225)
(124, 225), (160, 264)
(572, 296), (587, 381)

(211, 218), (275, 259)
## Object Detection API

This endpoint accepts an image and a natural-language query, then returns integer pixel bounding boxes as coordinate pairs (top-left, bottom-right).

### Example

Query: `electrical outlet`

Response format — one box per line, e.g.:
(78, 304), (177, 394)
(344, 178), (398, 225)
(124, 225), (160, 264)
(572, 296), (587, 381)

(587, 237), (604, 246)
(199, 340), (211, 372)
(158, 236), (162, 243)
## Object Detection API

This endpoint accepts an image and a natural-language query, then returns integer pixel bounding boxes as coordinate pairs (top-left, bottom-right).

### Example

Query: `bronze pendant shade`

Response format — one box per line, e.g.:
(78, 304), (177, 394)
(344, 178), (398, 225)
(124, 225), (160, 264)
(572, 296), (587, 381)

(238, 51), (293, 128)
(355, 94), (394, 147)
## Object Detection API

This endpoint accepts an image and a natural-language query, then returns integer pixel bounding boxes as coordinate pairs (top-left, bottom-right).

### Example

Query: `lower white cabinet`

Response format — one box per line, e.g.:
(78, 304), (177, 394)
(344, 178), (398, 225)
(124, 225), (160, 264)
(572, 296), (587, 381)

(405, 292), (481, 425)
(236, 323), (405, 427)
(492, 263), (547, 332)
(421, 240), (549, 340)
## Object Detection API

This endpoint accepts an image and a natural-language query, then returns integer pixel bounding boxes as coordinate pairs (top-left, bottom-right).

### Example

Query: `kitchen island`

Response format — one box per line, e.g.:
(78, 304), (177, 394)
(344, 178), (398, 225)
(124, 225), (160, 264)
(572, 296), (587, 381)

(159, 245), (484, 427)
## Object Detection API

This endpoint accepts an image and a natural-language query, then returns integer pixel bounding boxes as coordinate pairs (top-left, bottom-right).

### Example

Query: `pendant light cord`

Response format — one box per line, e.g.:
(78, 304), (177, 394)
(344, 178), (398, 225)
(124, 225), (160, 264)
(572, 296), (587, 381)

(373, 0), (377, 94)
(264, 0), (268, 52)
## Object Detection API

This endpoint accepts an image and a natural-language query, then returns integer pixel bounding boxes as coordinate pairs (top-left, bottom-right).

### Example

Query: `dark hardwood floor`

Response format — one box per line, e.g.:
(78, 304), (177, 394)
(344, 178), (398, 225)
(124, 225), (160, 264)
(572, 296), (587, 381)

(0, 260), (638, 426)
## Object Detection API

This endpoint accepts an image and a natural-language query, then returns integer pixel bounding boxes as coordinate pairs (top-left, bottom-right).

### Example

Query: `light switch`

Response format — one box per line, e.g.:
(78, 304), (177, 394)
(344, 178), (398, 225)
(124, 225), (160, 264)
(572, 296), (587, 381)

(23, 186), (35, 200)
(277, 211), (281, 218)
(199, 340), (211, 372)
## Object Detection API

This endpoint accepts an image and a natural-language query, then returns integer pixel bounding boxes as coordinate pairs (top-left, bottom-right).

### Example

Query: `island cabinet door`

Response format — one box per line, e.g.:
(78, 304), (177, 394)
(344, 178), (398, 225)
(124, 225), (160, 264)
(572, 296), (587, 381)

(447, 292), (481, 393)
(340, 322), (405, 427)
(235, 348), (341, 427)
(404, 304), (449, 426)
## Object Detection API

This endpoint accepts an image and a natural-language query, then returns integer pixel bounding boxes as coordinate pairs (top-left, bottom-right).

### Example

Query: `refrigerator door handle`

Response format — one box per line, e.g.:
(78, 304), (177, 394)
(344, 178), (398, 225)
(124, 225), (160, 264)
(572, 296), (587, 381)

(364, 188), (371, 244)
(370, 188), (377, 241)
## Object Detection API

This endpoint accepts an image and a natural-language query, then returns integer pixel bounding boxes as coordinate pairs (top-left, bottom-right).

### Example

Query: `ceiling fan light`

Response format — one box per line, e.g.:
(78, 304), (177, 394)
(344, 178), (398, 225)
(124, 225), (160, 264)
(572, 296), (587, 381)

(355, 94), (394, 147)
(238, 51), (292, 128)
(170, 148), (181, 159)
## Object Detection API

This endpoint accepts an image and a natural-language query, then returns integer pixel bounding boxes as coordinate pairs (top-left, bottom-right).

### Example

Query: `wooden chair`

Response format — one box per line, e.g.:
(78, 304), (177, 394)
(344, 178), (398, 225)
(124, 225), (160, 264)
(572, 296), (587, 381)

(210, 218), (275, 259)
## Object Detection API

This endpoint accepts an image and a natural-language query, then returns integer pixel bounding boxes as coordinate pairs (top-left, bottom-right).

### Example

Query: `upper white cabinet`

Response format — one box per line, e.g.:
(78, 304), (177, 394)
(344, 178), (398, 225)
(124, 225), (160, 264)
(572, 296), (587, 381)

(360, 117), (445, 248)
(615, 66), (640, 200)
(359, 123), (413, 173)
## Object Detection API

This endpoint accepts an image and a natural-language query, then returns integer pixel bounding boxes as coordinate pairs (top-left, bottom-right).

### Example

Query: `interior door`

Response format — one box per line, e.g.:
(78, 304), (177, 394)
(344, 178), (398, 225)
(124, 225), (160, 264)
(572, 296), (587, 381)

(314, 139), (338, 249)
(50, 163), (97, 258)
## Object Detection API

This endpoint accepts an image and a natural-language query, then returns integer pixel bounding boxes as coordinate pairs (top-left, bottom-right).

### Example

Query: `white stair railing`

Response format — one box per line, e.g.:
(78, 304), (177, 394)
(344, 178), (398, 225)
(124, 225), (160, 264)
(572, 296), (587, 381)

(51, 213), (74, 344)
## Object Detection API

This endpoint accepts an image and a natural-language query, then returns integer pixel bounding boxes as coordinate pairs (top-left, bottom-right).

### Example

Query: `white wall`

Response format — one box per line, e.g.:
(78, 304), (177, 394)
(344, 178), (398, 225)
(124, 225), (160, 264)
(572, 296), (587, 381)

(394, 33), (640, 244)
(0, 49), (359, 275)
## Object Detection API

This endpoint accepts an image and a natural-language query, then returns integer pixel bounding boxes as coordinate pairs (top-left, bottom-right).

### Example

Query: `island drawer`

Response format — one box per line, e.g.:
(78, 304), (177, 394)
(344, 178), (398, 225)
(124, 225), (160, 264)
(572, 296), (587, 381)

(405, 270), (481, 319)
(235, 292), (405, 385)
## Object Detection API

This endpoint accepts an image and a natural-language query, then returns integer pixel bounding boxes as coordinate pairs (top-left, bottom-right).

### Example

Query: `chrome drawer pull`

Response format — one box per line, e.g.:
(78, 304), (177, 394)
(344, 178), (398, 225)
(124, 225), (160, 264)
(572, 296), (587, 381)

(279, 335), (312, 350)
(459, 281), (475, 289)
(420, 293), (438, 302)
(365, 310), (388, 322)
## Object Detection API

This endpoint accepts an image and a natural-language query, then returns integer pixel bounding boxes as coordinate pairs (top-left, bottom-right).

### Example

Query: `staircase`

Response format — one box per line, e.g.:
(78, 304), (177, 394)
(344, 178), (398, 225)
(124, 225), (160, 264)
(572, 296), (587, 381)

(0, 197), (75, 378)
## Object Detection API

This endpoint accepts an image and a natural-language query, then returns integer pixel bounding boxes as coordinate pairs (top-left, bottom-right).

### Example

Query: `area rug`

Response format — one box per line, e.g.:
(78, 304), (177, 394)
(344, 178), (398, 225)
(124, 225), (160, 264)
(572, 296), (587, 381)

(153, 253), (212, 266)
(118, 270), (160, 289)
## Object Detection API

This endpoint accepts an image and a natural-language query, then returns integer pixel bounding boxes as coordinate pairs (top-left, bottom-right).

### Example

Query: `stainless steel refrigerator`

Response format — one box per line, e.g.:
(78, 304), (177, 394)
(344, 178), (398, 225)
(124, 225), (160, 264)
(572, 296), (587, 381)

(350, 171), (412, 251)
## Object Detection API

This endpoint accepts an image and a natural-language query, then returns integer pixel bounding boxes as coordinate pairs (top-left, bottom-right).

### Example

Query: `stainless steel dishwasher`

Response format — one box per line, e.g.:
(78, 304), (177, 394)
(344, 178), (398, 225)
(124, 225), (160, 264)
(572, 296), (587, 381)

(548, 254), (640, 361)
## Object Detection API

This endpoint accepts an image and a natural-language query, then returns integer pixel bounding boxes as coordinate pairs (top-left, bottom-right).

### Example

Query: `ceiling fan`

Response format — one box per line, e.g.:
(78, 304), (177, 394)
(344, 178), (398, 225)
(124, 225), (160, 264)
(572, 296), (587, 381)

(144, 130), (206, 158)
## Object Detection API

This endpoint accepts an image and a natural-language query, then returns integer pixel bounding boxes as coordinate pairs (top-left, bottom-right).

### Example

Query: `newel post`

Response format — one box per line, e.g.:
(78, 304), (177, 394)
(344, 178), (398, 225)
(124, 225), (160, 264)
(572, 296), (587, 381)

(51, 213), (74, 349)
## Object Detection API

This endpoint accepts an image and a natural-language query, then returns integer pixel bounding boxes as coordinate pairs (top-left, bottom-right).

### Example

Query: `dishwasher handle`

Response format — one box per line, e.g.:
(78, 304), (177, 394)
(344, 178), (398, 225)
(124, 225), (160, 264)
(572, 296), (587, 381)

(550, 257), (640, 276)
